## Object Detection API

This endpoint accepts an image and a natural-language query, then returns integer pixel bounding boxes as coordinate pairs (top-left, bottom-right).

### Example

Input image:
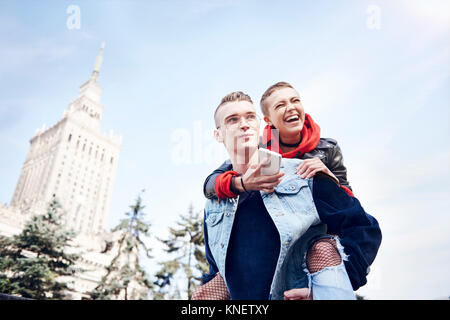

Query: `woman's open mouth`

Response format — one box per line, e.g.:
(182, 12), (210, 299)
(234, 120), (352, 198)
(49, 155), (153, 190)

(284, 114), (301, 124)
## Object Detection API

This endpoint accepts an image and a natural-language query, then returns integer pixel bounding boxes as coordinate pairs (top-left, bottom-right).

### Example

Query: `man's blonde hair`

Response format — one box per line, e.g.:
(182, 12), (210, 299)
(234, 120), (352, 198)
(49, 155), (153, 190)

(214, 91), (253, 128)
(260, 81), (294, 116)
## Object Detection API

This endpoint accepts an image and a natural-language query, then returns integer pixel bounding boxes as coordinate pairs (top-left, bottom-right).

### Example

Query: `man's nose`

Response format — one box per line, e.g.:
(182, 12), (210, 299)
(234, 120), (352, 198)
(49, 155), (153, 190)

(239, 116), (251, 128)
(240, 121), (250, 130)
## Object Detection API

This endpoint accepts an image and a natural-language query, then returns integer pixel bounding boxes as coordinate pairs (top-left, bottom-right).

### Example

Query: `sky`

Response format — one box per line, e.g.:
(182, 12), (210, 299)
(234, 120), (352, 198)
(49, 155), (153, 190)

(0, 0), (449, 299)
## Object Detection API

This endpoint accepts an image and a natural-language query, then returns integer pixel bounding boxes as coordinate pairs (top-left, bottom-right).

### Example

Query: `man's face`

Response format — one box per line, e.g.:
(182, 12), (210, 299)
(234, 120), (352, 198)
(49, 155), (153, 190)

(263, 87), (305, 139)
(214, 100), (260, 157)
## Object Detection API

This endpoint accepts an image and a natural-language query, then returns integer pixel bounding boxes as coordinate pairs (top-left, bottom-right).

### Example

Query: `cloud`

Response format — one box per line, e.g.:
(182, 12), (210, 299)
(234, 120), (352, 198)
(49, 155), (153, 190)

(357, 216), (450, 299)
(400, 0), (450, 29)
(185, 0), (239, 17)
(0, 40), (75, 74)
(300, 69), (362, 117)
(348, 146), (450, 299)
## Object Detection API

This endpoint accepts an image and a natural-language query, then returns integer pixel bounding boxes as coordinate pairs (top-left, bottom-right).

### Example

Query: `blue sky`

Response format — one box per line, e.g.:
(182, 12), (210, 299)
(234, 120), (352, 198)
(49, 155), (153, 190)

(0, 0), (449, 299)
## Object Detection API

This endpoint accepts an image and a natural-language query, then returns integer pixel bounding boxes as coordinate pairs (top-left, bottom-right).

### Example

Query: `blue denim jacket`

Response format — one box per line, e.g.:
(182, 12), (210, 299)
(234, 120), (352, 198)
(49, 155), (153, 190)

(204, 158), (327, 300)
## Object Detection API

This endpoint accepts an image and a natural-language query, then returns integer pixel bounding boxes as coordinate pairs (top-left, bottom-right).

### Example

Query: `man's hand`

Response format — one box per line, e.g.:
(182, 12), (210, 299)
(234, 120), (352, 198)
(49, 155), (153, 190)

(296, 157), (339, 183)
(283, 288), (312, 300)
(233, 163), (284, 194)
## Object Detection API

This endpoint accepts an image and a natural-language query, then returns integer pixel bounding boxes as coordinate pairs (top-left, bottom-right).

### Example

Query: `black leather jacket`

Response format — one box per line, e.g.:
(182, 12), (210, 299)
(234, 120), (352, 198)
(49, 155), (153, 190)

(203, 138), (351, 199)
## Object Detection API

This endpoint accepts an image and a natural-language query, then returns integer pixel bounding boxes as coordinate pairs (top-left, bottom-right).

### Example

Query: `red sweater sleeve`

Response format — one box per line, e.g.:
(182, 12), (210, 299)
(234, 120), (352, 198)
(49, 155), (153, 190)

(215, 171), (239, 199)
(340, 185), (354, 197)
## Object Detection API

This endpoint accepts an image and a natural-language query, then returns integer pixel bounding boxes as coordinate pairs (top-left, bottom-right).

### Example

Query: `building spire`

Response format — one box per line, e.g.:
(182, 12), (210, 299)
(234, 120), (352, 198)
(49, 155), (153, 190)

(91, 42), (105, 82)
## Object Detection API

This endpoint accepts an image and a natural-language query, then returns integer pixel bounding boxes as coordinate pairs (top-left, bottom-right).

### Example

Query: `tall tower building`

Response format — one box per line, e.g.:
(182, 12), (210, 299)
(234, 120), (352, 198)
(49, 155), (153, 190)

(9, 42), (122, 237)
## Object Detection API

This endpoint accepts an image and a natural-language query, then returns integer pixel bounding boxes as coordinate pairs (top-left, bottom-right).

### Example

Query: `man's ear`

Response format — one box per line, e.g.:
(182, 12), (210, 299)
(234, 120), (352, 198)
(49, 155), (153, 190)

(263, 116), (272, 127)
(214, 129), (224, 143)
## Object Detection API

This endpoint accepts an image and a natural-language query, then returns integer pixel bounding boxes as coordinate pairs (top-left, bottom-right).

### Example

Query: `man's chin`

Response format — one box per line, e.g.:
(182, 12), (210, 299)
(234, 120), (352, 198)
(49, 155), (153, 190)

(235, 143), (257, 155)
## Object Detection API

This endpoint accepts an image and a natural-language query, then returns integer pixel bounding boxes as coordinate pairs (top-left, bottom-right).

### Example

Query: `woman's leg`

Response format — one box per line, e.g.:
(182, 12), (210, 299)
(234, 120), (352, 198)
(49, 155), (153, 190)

(304, 236), (355, 300)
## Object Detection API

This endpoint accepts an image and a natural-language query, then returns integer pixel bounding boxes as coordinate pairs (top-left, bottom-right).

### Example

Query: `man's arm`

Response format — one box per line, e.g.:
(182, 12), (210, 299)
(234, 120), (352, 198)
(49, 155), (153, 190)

(312, 175), (382, 291)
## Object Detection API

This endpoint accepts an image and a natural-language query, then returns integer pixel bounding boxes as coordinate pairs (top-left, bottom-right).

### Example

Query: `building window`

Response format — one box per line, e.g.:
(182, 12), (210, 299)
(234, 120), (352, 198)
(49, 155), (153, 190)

(68, 134), (72, 142)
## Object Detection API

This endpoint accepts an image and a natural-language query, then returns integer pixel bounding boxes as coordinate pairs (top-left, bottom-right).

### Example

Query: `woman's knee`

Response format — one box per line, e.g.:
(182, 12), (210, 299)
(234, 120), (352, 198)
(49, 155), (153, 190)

(306, 239), (342, 274)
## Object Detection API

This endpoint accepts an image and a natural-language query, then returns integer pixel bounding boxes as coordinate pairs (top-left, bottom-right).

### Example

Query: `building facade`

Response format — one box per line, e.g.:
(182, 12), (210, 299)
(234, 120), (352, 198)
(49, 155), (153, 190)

(0, 43), (125, 299)
(10, 43), (121, 237)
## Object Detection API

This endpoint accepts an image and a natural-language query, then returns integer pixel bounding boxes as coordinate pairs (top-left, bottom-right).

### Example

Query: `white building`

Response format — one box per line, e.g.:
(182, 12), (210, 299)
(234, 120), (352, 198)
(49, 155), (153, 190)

(0, 43), (127, 299)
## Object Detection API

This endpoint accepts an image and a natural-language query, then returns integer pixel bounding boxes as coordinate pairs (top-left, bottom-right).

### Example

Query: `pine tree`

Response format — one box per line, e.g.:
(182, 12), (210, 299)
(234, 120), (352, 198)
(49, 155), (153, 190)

(0, 199), (81, 299)
(89, 191), (153, 300)
(154, 204), (208, 299)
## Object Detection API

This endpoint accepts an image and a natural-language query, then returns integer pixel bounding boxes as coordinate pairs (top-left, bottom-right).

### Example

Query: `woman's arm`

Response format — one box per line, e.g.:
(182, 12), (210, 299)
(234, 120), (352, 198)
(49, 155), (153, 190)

(297, 140), (354, 196)
(328, 142), (352, 192)
(203, 161), (233, 199)
(203, 160), (284, 199)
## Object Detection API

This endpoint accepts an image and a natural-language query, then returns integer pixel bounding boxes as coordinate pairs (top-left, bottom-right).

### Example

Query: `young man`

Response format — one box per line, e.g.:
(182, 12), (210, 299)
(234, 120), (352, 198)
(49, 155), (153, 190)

(196, 92), (381, 300)
(202, 82), (376, 293)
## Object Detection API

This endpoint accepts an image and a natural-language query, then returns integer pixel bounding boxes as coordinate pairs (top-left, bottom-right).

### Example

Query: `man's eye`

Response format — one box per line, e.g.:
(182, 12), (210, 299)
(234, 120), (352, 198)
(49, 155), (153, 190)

(275, 104), (283, 109)
(227, 117), (239, 124)
(247, 114), (256, 120)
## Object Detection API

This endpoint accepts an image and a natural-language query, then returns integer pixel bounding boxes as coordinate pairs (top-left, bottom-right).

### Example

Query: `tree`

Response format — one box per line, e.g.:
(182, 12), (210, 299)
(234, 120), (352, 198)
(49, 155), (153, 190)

(89, 191), (153, 300)
(0, 199), (81, 299)
(356, 293), (366, 300)
(154, 204), (208, 299)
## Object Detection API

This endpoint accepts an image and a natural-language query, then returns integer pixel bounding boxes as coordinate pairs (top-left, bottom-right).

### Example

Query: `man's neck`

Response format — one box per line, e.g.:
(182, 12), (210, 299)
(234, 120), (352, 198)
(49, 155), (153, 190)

(230, 148), (259, 175)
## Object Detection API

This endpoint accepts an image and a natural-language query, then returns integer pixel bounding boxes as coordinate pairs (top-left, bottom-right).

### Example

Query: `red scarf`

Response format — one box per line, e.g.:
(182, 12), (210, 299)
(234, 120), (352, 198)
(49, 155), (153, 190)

(262, 113), (321, 158)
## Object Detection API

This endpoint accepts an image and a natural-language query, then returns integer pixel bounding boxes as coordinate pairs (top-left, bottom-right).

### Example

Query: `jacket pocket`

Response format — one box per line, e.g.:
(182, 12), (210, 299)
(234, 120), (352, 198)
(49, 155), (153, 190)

(205, 211), (225, 246)
(205, 211), (224, 226)
(274, 176), (309, 195)
(273, 176), (315, 218)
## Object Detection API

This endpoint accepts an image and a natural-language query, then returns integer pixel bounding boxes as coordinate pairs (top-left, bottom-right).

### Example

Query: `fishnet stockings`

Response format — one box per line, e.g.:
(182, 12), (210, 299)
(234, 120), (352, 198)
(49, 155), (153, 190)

(191, 273), (230, 300)
(306, 238), (342, 274)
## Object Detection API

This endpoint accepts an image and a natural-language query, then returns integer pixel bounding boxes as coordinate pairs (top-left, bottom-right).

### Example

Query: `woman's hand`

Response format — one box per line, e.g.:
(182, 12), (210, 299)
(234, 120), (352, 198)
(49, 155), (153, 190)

(296, 158), (339, 183)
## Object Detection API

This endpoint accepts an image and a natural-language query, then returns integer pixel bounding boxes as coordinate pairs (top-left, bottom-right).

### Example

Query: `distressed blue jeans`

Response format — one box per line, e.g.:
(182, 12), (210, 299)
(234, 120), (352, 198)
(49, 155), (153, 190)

(304, 236), (356, 300)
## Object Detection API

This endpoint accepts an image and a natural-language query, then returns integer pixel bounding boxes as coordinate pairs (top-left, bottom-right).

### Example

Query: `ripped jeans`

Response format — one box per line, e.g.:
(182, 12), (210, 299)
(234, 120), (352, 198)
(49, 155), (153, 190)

(303, 235), (356, 300)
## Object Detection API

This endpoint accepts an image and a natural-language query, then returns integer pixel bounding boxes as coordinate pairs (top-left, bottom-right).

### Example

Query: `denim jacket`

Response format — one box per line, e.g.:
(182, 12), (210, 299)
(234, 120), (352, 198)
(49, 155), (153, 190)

(204, 158), (327, 300)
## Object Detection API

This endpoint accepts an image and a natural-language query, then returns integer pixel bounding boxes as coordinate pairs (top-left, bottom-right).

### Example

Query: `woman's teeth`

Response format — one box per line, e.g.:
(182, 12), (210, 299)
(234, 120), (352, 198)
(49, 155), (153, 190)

(285, 115), (299, 122)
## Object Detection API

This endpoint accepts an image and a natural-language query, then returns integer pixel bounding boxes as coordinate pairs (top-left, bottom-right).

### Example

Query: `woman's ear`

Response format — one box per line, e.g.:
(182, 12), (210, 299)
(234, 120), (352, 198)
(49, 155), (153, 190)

(214, 129), (223, 143)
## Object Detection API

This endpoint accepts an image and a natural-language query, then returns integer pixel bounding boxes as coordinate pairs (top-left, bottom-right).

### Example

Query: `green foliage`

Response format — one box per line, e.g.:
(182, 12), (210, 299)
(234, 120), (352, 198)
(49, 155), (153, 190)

(356, 293), (366, 300)
(89, 191), (153, 300)
(154, 204), (208, 299)
(0, 199), (81, 299)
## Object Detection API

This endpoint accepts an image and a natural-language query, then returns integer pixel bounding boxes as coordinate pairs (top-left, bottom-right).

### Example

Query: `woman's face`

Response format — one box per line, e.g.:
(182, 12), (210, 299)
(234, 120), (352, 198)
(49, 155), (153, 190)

(263, 87), (305, 141)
